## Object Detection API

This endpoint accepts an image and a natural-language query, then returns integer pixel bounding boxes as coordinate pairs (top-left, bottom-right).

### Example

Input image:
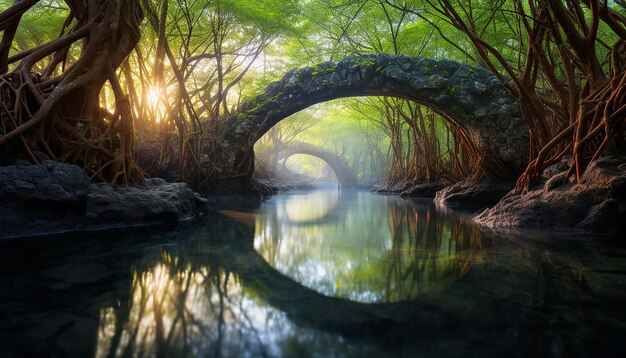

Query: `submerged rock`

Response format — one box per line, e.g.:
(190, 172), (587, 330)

(475, 156), (626, 236)
(0, 160), (209, 239)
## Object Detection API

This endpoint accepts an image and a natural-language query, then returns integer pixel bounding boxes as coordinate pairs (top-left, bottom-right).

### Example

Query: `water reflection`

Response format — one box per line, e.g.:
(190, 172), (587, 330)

(283, 189), (340, 224)
(254, 189), (483, 302)
(1, 190), (626, 357)
(92, 220), (385, 357)
(94, 252), (279, 358)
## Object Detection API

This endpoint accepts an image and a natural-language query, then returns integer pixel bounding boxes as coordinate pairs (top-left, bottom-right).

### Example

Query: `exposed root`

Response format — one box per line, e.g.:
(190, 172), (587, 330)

(0, 0), (144, 185)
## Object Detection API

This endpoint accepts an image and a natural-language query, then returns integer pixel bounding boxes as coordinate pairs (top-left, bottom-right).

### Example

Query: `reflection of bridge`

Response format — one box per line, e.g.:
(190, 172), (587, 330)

(217, 54), (528, 184)
(0, 211), (602, 356)
(277, 189), (357, 227)
(194, 215), (458, 342)
(223, 234), (456, 341)
(277, 141), (358, 188)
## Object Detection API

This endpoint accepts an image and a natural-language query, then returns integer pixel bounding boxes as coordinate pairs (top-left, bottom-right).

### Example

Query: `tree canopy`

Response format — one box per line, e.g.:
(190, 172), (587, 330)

(1, 0), (624, 190)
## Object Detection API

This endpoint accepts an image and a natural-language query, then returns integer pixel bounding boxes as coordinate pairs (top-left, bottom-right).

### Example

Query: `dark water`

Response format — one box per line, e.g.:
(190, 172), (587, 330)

(1, 189), (626, 357)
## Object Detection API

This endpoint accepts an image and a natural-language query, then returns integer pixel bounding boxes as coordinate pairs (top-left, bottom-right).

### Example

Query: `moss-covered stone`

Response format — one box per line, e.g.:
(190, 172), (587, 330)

(219, 54), (528, 182)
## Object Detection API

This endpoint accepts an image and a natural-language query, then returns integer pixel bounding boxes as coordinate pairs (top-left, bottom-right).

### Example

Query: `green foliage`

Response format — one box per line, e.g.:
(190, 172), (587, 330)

(220, 0), (300, 36)
(311, 63), (338, 76)
(4, 1), (70, 59)
(11, 0), (601, 184)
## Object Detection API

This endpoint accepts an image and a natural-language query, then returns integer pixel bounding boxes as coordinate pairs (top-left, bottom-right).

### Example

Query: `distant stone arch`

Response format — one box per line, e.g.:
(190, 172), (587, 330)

(277, 141), (358, 188)
(218, 54), (528, 180)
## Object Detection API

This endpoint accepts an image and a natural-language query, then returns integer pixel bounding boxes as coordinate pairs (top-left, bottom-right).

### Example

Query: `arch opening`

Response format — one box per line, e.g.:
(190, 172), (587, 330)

(281, 154), (338, 186)
(251, 96), (481, 190)
(219, 55), (528, 186)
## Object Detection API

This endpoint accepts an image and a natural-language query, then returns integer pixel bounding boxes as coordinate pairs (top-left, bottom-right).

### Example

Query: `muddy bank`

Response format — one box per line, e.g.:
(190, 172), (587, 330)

(475, 157), (626, 237)
(0, 159), (209, 239)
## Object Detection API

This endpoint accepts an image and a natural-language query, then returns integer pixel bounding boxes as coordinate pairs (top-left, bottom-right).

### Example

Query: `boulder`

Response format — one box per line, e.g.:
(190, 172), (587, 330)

(401, 180), (452, 198)
(0, 159), (209, 239)
(434, 178), (514, 211)
(375, 179), (412, 194)
(475, 156), (626, 236)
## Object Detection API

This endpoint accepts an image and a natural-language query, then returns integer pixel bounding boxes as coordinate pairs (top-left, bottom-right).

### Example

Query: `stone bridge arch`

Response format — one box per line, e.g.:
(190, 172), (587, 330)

(277, 141), (358, 187)
(218, 54), (528, 181)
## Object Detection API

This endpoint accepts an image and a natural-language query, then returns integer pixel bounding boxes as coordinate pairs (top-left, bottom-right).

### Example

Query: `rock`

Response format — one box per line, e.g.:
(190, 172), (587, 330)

(434, 178), (514, 211)
(0, 161), (210, 239)
(32, 151), (50, 162)
(475, 156), (626, 236)
(216, 54), (528, 189)
(543, 171), (568, 191)
(133, 140), (179, 182)
(425, 74), (448, 89)
(542, 156), (570, 179)
(576, 199), (623, 236)
(400, 180), (452, 198)
(375, 179), (412, 194)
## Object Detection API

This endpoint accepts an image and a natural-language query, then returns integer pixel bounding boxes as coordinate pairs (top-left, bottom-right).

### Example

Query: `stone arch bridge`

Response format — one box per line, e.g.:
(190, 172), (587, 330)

(277, 141), (359, 188)
(216, 54), (528, 182)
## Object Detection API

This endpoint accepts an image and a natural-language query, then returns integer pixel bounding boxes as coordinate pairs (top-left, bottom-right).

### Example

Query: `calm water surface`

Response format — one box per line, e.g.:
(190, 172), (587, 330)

(1, 189), (625, 357)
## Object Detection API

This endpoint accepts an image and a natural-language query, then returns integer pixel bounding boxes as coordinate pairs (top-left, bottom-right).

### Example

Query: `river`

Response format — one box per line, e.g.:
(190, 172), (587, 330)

(1, 189), (625, 357)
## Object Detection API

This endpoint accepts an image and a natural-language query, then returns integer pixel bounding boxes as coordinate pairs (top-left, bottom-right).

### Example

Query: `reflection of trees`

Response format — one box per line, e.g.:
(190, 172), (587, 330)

(254, 190), (388, 297)
(95, 221), (277, 358)
(1, 207), (619, 357)
(253, 190), (482, 303)
(383, 198), (482, 301)
(255, 189), (359, 266)
(96, 208), (469, 357)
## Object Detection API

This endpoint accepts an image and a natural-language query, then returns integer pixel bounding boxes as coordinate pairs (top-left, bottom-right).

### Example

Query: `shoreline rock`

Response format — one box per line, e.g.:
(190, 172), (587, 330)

(475, 156), (626, 237)
(374, 179), (452, 199)
(0, 160), (210, 239)
(401, 180), (452, 198)
(434, 178), (513, 211)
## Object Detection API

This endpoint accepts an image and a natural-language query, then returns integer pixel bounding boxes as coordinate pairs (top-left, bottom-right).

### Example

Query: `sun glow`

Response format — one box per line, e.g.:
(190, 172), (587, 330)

(147, 86), (161, 110)
(146, 85), (167, 123)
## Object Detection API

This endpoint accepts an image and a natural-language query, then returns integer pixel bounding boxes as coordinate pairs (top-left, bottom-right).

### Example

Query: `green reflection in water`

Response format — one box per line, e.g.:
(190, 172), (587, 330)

(94, 252), (263, 358)
(254, 189), (483, 303)
(94, 235), (383, 358)
(2, 189), (626, 357)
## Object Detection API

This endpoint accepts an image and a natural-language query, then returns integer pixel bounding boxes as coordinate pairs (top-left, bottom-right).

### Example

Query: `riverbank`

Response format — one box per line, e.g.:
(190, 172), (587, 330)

(373, 156), (625, 237)
(2, 155), (624, 239)
(0, 158), (209, 239)
(475, 156), (625, 237)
